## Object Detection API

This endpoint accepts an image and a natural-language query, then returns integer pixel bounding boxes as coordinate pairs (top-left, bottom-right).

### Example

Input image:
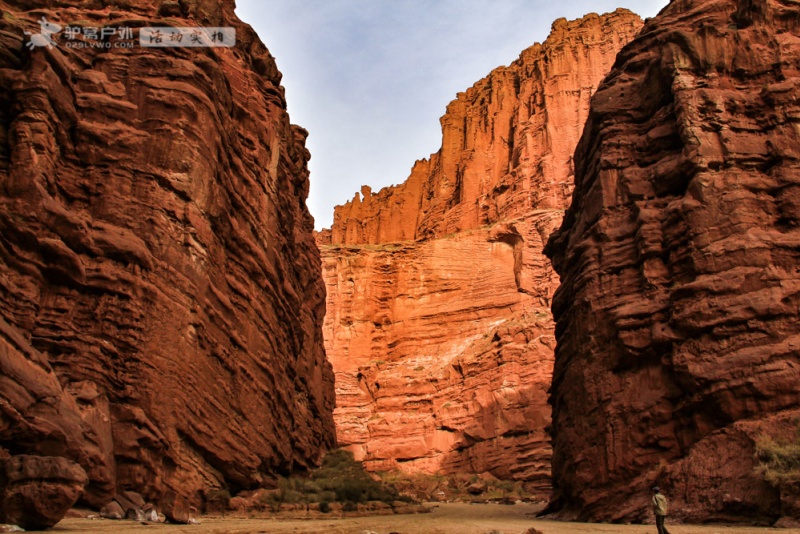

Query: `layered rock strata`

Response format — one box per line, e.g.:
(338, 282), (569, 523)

(0, 455), (88, 530)
(319, 10), (643, 494)
(545, 0), (800, 523)
(0, 0), (334, 518)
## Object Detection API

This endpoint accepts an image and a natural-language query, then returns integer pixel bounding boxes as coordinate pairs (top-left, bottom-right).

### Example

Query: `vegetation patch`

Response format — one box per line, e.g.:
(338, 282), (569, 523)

(207, 449), (417, 516)
(307, 449), (409, 505)
(377, 471), (538, 503)
(755, 431), (800, 485)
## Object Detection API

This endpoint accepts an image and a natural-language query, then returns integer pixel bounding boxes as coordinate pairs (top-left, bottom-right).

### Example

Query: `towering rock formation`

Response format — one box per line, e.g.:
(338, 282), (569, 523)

(0, 0), (334, 518)
(319, 9), (643, 495)
(545, 0), (800, 524)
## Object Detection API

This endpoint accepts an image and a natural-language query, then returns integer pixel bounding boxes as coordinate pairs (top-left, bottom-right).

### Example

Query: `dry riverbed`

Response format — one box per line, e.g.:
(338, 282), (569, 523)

(53, 503), (800, 534)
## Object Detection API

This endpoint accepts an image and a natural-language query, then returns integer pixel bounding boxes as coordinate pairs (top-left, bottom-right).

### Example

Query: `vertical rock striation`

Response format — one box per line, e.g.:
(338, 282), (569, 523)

(320, 9), (642, 494)
(0, 0), (334, 516)
(545, 0), (800, 523)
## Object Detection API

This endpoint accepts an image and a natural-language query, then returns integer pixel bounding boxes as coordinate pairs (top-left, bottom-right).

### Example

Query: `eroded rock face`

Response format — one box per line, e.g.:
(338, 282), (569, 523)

(0, 455), (88, 531)
(0, 0), (334, 514)
(545, 0), (800, 523)
(320, 10), (643, 494)
(321, 234), (555, 492)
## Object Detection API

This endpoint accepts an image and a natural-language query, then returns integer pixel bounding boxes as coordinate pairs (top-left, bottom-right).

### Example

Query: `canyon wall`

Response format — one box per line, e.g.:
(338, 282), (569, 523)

(545, 0), (800, 524)
(319, 9), (643, 495)
(0, 0), (334, 515)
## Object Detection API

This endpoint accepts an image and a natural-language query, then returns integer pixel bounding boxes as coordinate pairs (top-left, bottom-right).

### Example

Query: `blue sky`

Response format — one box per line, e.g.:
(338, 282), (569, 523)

(235, 1), (670, 230)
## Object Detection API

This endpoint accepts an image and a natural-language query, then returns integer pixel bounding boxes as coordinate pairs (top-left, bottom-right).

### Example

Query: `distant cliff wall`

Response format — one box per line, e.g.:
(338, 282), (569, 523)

(319, 9), (643, 494)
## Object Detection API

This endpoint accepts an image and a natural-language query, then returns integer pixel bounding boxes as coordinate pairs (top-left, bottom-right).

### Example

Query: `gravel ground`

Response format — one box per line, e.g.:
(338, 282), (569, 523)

(52, 503), (800, 534)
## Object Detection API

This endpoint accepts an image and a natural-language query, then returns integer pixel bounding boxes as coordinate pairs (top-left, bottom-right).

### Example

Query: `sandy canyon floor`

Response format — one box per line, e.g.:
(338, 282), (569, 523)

(53, 503), (800, 534)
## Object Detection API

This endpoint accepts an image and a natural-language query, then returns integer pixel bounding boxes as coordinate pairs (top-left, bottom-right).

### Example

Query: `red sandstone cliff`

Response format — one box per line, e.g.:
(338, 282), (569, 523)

(0, 0), (334, 517)
(545, 0), (800, 524)
(320, 10), (643, 494)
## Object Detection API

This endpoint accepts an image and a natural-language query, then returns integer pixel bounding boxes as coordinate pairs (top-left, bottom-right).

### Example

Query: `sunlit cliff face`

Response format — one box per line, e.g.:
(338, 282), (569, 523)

(317, 9), (644, 497)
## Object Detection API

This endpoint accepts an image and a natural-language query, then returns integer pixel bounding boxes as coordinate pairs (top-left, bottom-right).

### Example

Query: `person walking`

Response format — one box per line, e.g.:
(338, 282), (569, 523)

(651, 486), (671, 534)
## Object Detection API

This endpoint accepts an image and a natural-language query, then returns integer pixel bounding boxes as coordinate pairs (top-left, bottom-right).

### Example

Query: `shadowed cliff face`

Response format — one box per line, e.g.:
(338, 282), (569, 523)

(0, 0), (334, 511)
(545, 0), (800, 524)
(319, 9), (643, 494)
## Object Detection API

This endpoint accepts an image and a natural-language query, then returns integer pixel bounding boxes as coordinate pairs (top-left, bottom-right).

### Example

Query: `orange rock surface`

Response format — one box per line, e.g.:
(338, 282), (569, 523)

(545, 0), (800, 523)
(320, 9), (643, 494)
(0, 0), (334, 516)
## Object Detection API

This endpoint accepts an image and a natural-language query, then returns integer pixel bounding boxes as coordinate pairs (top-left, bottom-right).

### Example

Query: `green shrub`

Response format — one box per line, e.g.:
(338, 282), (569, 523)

(313, 490), (336, 503)
(311, 449), (401, 505)
(756, 434), (800, 484)
(334, 478), (369, 503)
(299, 479), (322, 494)
(259, 491), (283, 513)
(320, 448), (353, 470)
(342, 501), (358, 512)
(276, 478), (306, 503)
(246, 449), (406, 512)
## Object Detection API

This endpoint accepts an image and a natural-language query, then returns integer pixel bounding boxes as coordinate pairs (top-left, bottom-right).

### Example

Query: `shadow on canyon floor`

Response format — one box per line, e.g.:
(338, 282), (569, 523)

(53, 503), (800, 534)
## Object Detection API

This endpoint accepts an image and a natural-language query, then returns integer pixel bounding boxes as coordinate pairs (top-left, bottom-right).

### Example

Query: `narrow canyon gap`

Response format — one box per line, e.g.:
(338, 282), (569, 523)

(317, 9), (643, 496)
